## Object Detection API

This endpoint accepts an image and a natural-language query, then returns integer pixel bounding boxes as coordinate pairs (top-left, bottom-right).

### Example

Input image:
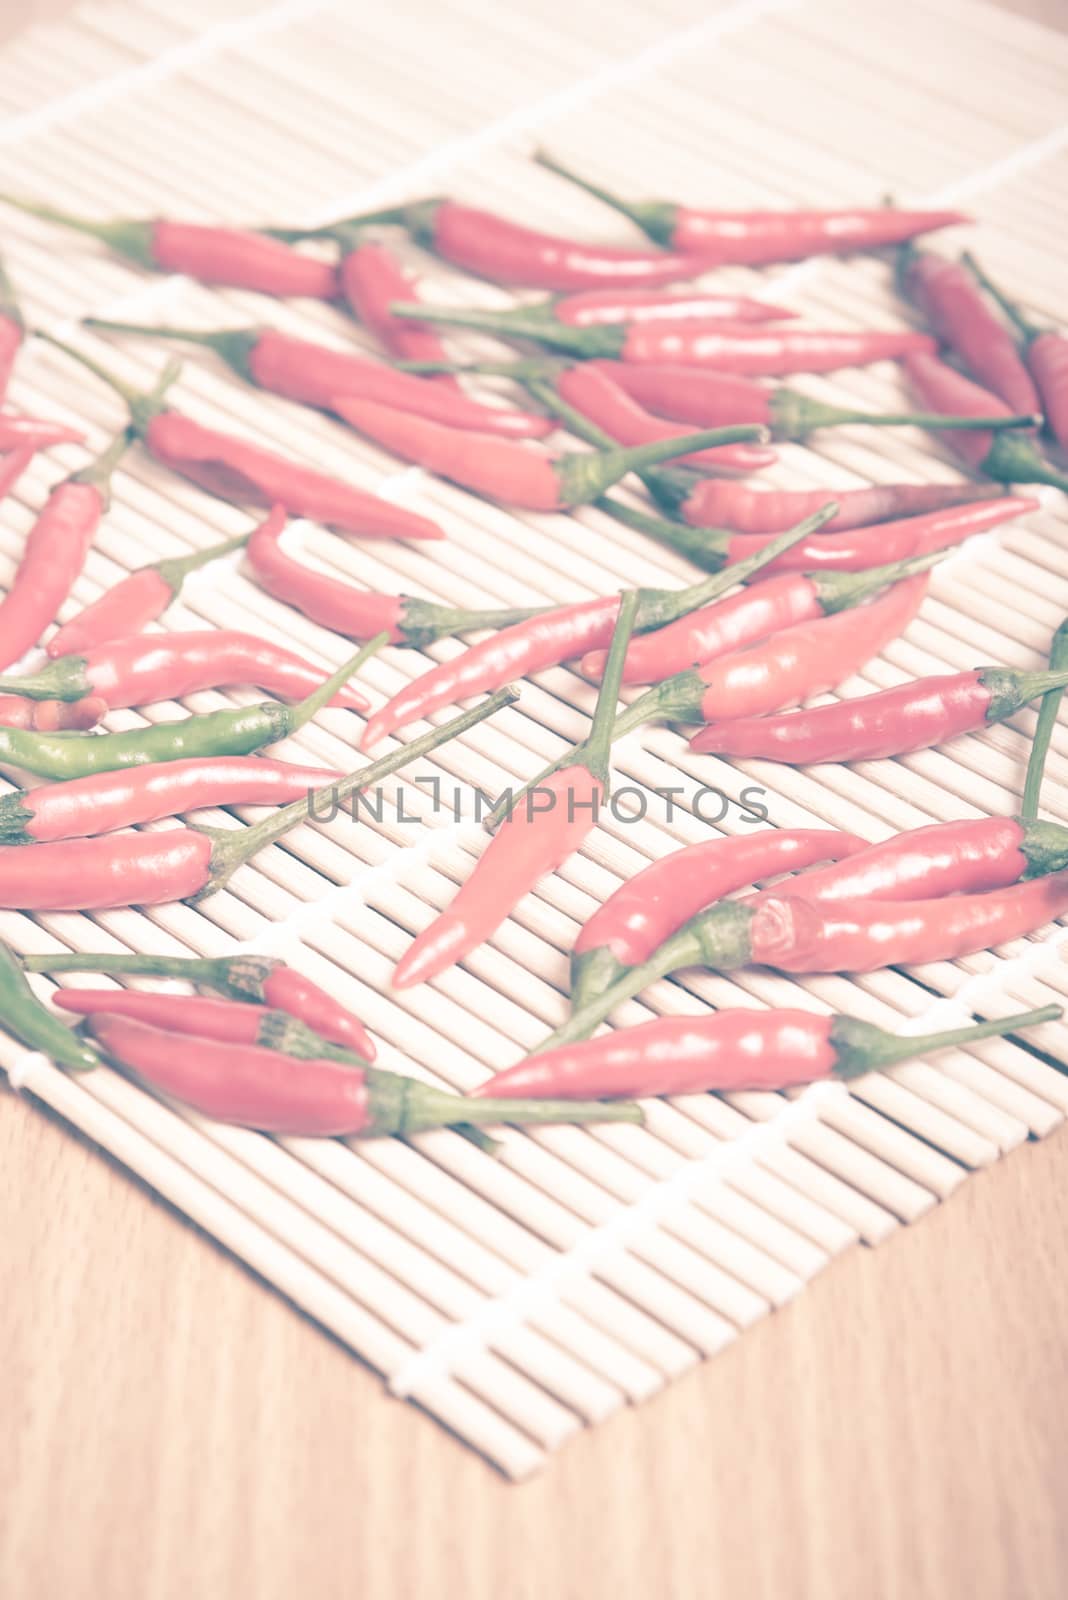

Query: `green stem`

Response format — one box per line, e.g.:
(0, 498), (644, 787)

(982, 666), (1068, 723)
(264, 202), (433, 244)
(556, 423), (769, 507)
(771, 388), (1039, 441)
(83, 319), (260, 383)
(0, 252), (24, 330)
(370, 1075), (641, 1132)
(582, 590), (639, 784)
(532, 149), (678, 247)
(0, 191), (156, 267)
(37, 331), (181, 430)
(198, 685), (519, 898)
(22, 951), (228, 981)
(0, 940), (101, 1072)
(390, 300), (614, 357)
(829, 1005), (1061, 1078)
(279, 632), (388, 735)
(67, 421), (135, 504)
(809, 546), (948, 616)
(397, 599), (546, 650)
(960, 251), (1043, 343)
(156, 529), (254, 592)
(596, 496), (730, 571)
(1021, 618), (1068, 822)
(980, 431), (1068, 491)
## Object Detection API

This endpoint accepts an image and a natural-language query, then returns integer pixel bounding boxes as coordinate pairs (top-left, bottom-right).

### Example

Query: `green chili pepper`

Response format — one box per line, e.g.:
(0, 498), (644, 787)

(0, 940), (101, 1072)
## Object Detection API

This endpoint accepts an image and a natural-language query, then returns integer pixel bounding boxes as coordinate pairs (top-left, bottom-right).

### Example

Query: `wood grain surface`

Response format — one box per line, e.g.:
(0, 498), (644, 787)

(2, 1), (1067, 1596)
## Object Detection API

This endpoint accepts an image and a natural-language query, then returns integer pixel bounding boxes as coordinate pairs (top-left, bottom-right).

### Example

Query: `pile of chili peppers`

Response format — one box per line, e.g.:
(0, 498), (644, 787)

(1, 154), (1066, 1139)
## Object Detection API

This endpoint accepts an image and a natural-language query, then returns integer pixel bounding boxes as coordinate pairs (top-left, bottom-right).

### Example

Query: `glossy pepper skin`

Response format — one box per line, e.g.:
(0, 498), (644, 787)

(903, 352), (1068, 491)
(551, 286), (794, 327)
(48, 528), (250, 658)
(85, 318), (553, 439)
(0, 755), (346, 845)
(337, 238), (462, 389)
(0, 193), (340, 298)
(689, 666), (1068, 763)
(0, 939), (101, 1073)
(676, 479), (992, 536)
(477, 1005), (1057, 1101)
(570, 829), (864, 1009)
(962, 252), (1068, 451)
(330, 392), (765, 511)
(5, 629), (373, 712)
(534, 150), (970, 262)
(0, 426), (131, 672)
(0, 694), (103, 731)
(897, 242), (1040, 413)
(85, 1012), (639, 1135)
(246, 505), (541, 647)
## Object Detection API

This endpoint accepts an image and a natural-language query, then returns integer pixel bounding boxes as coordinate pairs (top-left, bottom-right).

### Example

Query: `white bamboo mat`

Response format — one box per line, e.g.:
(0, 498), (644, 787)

(2, 0), (1068, 1479)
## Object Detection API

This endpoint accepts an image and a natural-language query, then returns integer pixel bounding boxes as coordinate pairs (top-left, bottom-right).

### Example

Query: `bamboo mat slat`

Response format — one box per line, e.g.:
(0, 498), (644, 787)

(1, 0), (1067, 1478)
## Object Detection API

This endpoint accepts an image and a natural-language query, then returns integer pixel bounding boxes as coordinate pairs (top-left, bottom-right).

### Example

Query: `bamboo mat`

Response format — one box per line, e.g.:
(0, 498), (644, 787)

(1, 0), (1067, 1480)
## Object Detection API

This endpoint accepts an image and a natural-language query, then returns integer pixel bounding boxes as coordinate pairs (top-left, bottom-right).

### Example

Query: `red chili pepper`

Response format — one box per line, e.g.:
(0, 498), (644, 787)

(275, 197), (703, 290)
(570, 829), (865, 1011)
(84, 1011), (638, 1134)
(391, 301), (937, 373)
(0, 755), (346, 844)
(0, 424), (131, 672)
(751, 871), (1068, 973)
(42, 336), (444, 542)
(391, 593), (640, 990)
(0, 255), (24, 402)
(0, 693), (104, 731)
(690, 665), (1068, 763)
(897, 242), (1039, 413)
(335, 236), (461, 388)
(478, 1004), (1057, 1102)
(247, 504), (543, 645)
(589, 359), (1033, 440)
(552, 286), (795, 327)
(330, 392), (765, 511)
(962, 252), (1068, 451)
(556, 363), (778, 473)
(47, 528), (251, 658)
(54, 987), (371, 1062)
(0, 684), (513, 911)
(535, 149), (970, 261)
(85, 318), (553, 439)
(580, 559), (932, 685)
(903, 351), (1068, 490)
(0, 193), (339, 299)
(3, 629), (375, 712)
(0, 414), (84, 451)
(671, 478), (993, 536)
(361, 508), (830, 750)
(539, 817), (1068, 1049)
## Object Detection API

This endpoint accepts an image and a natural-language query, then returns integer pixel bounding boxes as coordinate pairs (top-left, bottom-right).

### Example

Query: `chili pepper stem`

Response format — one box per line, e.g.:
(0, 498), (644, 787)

(83, 318), (261, 382)
(196, 684), (519, 898)
(776, 392), (1039, 439)
(960, 251), (1042, 343)
(597, 496), (728, 571)
(0, 191), (155, 266)
(280, 631), (388, 733)
(38, 330), (182, 427)
(982, 431), (1068, 491)
(390, 301), (610, 357)
(65, 421), (135, 506)
(157, 529), (253, 590)
(0, 253), (25, 330)
(830, 1005), (1060, 1078)
(583, 590), (640, 783)
(556, 424), (770, 505)
(533, 149), (676, 246)
(366, 1073), (641, 1131)
(1022, 618), (1068, 824)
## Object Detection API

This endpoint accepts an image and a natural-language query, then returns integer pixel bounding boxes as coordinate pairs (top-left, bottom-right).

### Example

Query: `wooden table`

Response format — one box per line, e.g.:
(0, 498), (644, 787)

(2, 2), (1067, 1595)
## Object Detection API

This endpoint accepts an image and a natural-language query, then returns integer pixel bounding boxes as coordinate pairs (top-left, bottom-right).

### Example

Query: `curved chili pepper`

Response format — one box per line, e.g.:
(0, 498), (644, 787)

(903, 351), (1068, 490)
(48, 528), (251, 658)
(0, 939), (100, 1072)
(391, 594), (639, 990)
(0, 193), (339, 299)
(580, 559), (932, 685)
(897, 242), (1039, 413)
(0, 684), (513, 910)
(334, 236), (461, 389)
(85, 1011), (638, 1134)
(29, 950), (378, 1063)
(85, 318), (553, 439)
(689, 666), (1068, 763)
(54, 987), (372, 1064)
(552, 286), (794, 327)
(590, 359), (1033, 441)
(330, 392), (765, 511)
(40, 336), (444, 542)
(751, 872), (1068, 973)
(246, 504), (543, 646)
(275, 197), (702, 289)
(478, 1004), (1057, 1102)
(0, 694), (104, 731)
(1022, 619), (1068, 823)
(556, 363), (778, 473)
(0, 424), (131, 672)
(360, 507), (830, 749)
(391, 302), (937, 372)
(0, 415), (84, 451)
(570, 829), (865, 1011)
(2, 629), (374, 712)
(535, 149), (969, 261)
(673, 479), (993, 536)
(538, 817), (1068, 1049)
(962, 253), (1068, 451)
(0, 636), (379, 781)
(0, 257), (24, 402)
(0, 755), (347, 845)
